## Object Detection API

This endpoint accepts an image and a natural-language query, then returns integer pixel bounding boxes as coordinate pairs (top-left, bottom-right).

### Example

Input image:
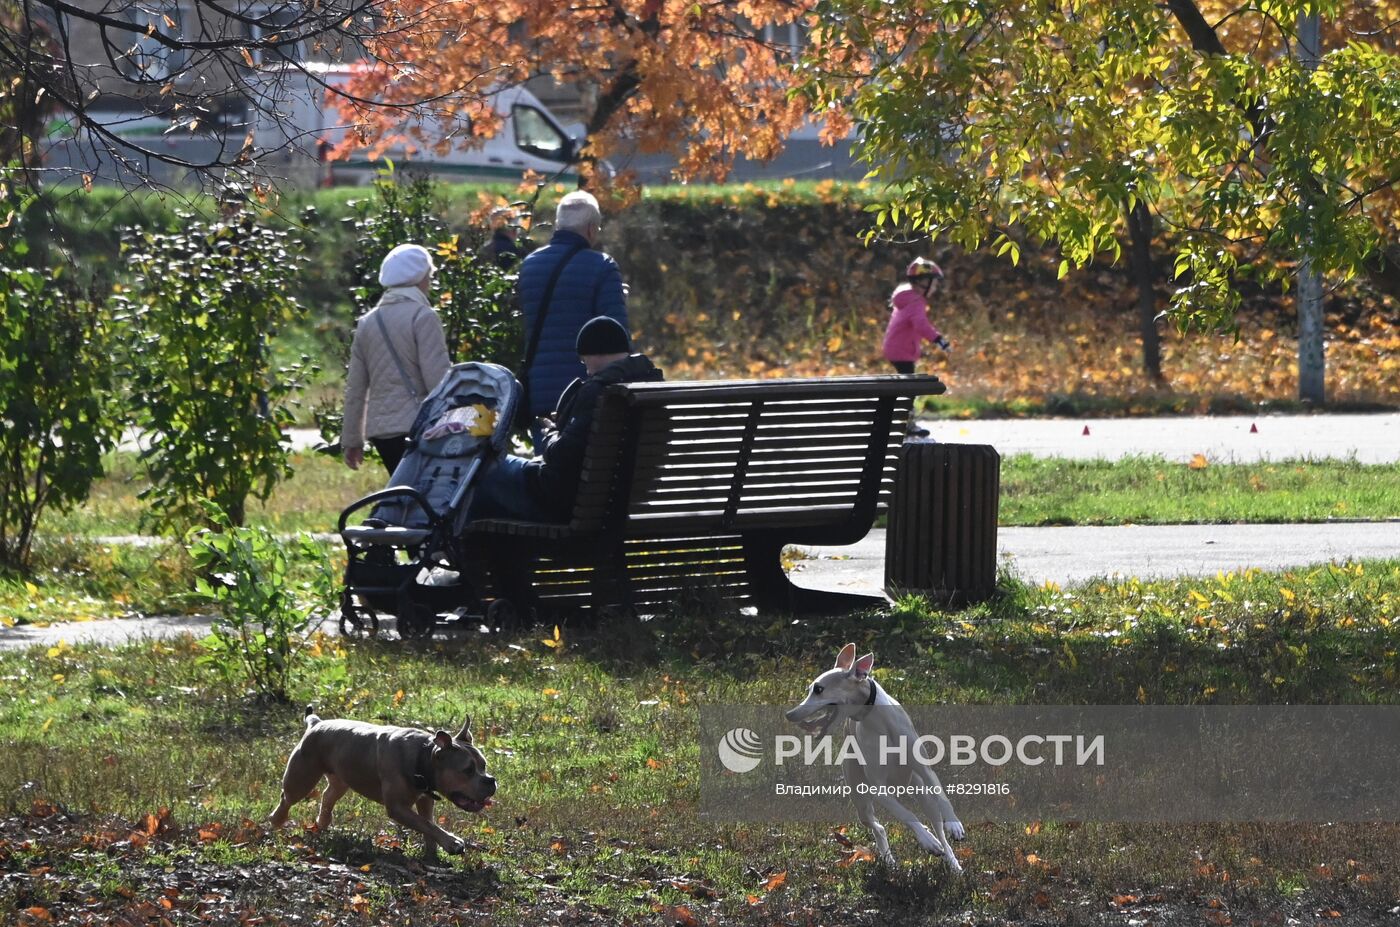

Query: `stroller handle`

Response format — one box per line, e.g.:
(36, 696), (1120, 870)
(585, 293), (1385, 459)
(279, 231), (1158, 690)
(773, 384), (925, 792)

(337, 485), (441, 534)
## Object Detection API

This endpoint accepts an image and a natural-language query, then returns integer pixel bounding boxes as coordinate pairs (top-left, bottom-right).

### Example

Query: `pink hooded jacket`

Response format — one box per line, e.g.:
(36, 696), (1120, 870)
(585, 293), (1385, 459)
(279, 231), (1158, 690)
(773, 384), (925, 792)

(882, 283), (945, 362)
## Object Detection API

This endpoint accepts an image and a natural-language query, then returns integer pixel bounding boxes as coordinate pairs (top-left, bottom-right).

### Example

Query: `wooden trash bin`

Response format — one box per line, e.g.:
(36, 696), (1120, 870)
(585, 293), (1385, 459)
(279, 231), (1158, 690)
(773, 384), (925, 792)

(885, 442), (1000, 605)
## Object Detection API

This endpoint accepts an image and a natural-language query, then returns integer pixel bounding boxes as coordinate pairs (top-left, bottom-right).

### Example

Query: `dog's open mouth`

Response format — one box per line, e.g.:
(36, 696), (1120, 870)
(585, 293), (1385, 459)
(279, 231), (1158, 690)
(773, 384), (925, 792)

(449, 793), (493, 813)
(795, 707), (838, 737)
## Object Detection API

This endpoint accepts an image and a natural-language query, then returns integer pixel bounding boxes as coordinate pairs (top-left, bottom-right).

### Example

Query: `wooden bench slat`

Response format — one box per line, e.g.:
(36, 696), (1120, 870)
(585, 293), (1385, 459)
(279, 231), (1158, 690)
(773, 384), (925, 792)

(637, 468), (869, 487)
(617, 375), (944, 405)
(633, 434), (899, 455)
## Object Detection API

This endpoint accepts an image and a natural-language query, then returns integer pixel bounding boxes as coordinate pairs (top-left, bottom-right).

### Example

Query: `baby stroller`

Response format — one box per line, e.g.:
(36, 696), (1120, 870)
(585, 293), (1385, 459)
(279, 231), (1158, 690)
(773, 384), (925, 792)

(338, 362), (519, 639)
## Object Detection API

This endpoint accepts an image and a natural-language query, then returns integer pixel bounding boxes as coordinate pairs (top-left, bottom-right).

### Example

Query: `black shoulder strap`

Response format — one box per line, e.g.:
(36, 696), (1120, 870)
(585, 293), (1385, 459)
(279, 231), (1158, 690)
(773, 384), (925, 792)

(522, 242), (587, 381)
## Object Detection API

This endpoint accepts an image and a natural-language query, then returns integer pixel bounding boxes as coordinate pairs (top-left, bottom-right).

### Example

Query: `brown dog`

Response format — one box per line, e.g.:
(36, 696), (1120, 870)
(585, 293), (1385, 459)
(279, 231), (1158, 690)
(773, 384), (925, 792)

(269, 707), (496, 859)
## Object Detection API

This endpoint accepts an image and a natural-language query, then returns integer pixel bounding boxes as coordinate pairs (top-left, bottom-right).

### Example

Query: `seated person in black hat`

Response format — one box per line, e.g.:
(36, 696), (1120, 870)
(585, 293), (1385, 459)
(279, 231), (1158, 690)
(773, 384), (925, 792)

(470, 317), (664, 523)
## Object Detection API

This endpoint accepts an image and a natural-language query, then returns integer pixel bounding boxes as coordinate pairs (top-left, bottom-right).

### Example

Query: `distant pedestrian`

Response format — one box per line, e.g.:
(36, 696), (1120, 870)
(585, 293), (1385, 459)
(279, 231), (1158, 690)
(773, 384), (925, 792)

(515, 191), (628, 438)
(482, 207), (524, 270)
(342, 244), (452, 475)
(883, 257), (951, 438)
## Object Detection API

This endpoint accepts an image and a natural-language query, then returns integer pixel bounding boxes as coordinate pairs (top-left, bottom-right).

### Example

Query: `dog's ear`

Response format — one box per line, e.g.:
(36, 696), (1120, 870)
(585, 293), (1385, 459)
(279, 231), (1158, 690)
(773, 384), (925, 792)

(433, 730), (453, 749)
(456, 715), (474, 744)
(834, 643), (857, 670)
(852, 652), (875, 679)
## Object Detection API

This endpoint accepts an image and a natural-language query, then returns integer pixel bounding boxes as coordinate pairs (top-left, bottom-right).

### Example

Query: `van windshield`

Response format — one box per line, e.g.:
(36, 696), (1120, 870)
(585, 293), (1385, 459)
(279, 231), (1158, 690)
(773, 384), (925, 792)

(512, 105), (571, 162)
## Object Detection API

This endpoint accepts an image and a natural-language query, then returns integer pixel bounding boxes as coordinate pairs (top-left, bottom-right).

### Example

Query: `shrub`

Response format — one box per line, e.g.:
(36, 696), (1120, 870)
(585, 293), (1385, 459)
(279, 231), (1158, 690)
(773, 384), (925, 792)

(0, 173), (122, 572)
(114, 212), (315, 531)
(187, 503), (336, 702)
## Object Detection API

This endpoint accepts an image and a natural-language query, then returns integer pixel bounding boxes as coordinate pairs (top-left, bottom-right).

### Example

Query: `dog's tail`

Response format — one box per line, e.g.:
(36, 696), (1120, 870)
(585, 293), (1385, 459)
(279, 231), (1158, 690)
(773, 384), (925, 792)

(303, 705), (322, 729)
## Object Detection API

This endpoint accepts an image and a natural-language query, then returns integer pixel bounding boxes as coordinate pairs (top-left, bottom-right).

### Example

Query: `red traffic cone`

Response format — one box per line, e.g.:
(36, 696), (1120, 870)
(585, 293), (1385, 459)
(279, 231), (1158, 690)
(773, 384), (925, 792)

(1249, 422), (1258, 434)
(1082, 425), (1091, 436)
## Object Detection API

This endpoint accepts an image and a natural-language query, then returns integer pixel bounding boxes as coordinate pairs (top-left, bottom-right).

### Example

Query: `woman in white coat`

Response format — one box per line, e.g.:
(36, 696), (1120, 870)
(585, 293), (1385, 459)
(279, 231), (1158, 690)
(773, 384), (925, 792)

(342, 244), (452, 474)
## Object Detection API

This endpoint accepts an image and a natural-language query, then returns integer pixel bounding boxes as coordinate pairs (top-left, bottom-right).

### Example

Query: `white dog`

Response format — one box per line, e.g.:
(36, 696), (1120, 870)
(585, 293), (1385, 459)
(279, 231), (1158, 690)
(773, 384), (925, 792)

(785, 643), (965, 870)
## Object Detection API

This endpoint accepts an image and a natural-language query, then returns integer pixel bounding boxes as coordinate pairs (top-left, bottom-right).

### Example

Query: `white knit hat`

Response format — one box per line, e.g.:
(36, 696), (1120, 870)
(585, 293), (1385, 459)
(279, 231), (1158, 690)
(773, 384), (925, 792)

(378, 243), (435, 288)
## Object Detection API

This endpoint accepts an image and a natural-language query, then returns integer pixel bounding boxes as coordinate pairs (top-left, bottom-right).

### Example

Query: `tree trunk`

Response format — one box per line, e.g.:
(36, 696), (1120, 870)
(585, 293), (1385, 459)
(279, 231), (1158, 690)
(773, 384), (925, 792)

(1125, 200), (1164, 383)
(1295, 13), (1326, 403)
(1297, 255), (1326, 402)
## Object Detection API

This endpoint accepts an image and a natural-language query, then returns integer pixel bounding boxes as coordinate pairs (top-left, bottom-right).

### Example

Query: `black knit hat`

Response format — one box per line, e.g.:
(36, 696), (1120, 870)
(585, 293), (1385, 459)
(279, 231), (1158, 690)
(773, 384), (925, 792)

(576, 316), (631, 356)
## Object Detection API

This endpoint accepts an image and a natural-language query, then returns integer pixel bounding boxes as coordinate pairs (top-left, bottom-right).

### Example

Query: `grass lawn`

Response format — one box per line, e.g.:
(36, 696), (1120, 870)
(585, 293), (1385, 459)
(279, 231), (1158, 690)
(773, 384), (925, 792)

(36, 450), (1400, 538)
(999, 455), (1400, 525)
(3, 564), (1400, 924)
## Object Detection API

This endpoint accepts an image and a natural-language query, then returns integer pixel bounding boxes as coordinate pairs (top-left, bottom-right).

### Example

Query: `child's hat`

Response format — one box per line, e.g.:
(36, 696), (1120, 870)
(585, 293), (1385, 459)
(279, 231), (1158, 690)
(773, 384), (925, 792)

(577, 316), (631, 356)
(905, 257), (943, 279)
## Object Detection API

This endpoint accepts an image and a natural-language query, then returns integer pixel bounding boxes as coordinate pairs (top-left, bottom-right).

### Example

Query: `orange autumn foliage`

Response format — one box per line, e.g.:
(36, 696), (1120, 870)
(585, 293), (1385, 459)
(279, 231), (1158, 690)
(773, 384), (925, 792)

(338, 1), (822, 184)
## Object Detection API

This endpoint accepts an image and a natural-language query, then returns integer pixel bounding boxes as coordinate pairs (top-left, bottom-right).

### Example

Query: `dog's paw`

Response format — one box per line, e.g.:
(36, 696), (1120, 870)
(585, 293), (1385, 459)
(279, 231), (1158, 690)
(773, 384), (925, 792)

(947, 819), (966, 841)
(914, 831), (943, 854)
(440, 834), (467, 855)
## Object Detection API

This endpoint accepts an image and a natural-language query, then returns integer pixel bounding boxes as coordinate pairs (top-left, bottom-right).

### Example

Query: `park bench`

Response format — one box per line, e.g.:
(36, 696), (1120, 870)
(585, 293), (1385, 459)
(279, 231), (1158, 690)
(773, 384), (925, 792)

(465, 374), (946, 617)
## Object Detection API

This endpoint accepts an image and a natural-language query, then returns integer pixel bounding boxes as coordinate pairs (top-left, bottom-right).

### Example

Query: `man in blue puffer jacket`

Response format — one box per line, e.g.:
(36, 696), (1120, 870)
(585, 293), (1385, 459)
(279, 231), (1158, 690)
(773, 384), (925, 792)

(517, 190), (628, 431)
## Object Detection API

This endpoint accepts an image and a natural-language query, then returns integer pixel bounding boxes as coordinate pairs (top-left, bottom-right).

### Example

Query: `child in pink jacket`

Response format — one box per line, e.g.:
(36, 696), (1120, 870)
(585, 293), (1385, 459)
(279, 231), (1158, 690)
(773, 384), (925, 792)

(883, 257), (949, 438)
(883, 257), (950, 374)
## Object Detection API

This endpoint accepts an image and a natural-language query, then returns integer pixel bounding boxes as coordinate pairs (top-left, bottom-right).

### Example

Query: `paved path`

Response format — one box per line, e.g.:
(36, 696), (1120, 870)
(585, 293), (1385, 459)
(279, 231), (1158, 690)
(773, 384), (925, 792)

(125, 412), (1400, 464)
(796, 522), (1400, 599)
(914, 412), (1400, 463)
(6, 523), (1397, 650)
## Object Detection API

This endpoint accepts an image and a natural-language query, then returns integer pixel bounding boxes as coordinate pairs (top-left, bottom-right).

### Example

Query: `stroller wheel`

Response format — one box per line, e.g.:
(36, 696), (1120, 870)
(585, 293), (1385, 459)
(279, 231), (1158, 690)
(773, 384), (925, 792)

(339, 593), (380, 640)
(397, 605), (437, 641)
(485, 598), (519, 629)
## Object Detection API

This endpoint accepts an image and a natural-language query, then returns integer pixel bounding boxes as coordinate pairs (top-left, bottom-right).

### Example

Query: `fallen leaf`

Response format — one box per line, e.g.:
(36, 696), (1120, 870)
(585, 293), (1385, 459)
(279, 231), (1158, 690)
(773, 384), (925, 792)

(836, 848), (874, 868)
(651, 903), (698, 926)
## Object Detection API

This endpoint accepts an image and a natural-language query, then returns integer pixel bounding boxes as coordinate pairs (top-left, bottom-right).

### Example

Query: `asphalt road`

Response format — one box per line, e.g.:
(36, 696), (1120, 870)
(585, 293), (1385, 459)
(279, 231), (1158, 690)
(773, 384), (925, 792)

(918, 412), (1400, 464)
(796, 522), (1400, 600)
(254, 412), (1400, 464)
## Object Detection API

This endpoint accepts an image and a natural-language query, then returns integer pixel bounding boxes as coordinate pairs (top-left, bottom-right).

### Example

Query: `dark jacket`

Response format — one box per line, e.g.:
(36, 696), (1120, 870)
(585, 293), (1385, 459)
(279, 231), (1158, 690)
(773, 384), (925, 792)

(525, 354), (664, 519)
(483, 230), (522, 270)
(516, 229), (628, 416)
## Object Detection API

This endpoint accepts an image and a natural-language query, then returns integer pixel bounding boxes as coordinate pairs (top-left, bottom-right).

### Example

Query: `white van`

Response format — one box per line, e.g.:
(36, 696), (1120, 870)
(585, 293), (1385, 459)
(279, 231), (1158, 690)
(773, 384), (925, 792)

(252, 63), (583, 185)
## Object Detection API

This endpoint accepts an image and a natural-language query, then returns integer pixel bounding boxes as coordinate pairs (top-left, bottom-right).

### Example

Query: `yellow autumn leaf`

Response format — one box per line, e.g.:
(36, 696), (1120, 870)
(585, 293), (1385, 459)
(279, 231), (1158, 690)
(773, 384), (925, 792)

(1188, 454), (1208, 470)
(541, 625), (564, 649)
(827, 335), (843, 353)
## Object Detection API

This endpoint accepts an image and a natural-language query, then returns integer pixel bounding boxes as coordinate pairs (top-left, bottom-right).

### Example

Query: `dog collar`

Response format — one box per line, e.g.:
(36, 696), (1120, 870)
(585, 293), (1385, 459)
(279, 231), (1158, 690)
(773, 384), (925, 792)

(413, 742), (443, 801)
(849, 678), (880, 722)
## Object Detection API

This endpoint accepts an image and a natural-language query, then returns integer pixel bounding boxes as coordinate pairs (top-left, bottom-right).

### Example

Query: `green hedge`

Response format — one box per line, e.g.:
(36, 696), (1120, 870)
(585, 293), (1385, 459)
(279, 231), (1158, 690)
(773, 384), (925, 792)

(45, 181), (922, 371)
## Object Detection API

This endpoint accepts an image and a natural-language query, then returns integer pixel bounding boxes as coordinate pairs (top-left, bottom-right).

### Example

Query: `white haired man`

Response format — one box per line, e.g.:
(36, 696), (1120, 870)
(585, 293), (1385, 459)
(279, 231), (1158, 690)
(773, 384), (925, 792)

(515, 190), (628, 441)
